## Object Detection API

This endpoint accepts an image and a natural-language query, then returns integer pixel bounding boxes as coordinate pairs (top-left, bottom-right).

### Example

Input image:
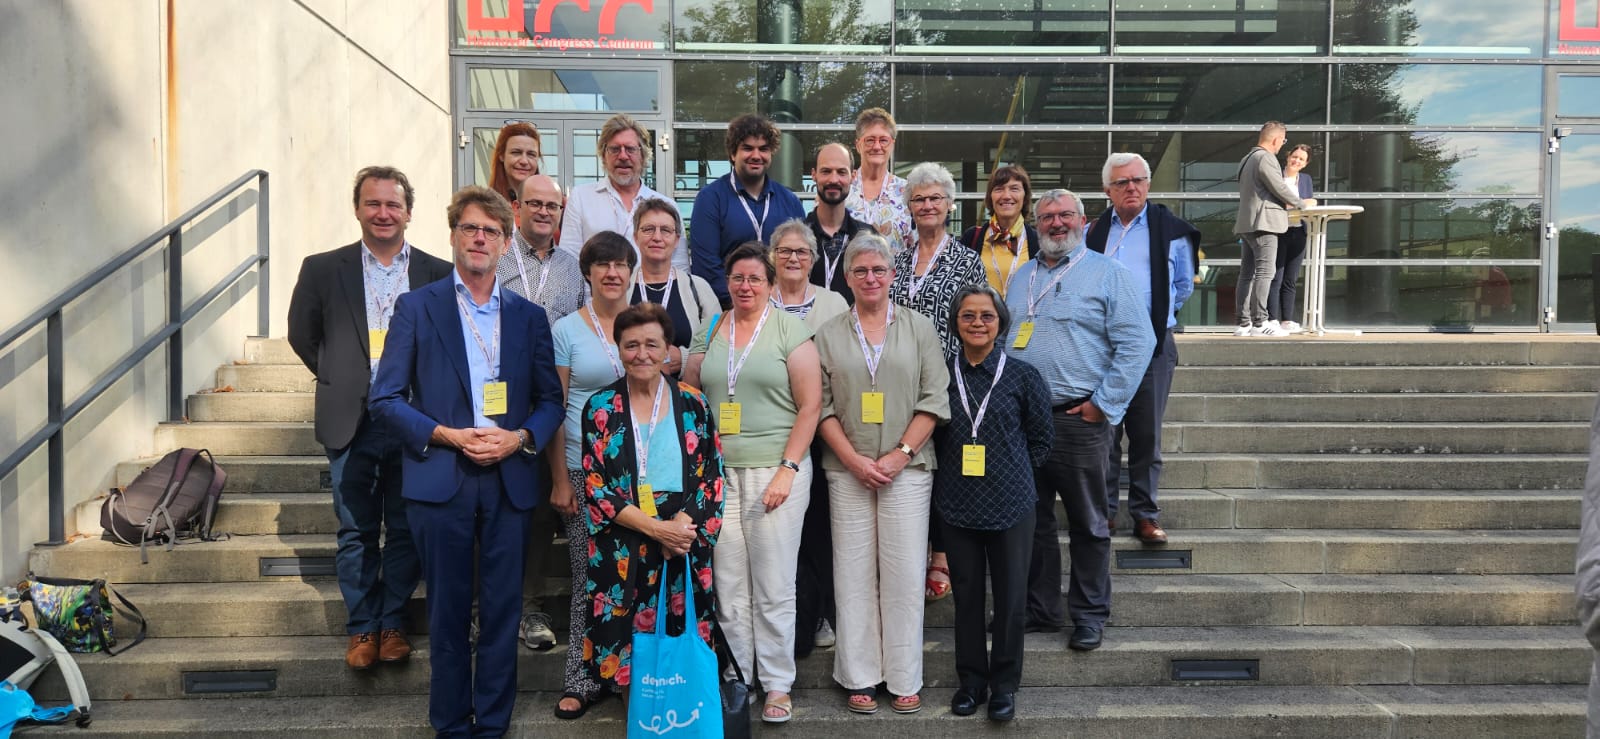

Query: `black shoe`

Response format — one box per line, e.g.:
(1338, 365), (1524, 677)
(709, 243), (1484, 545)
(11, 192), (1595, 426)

(988, 692), (1015, 721)
(1068, 623), (1103, 651)
(1023, 621), (1062, 634)
(950, 688), (987, 716)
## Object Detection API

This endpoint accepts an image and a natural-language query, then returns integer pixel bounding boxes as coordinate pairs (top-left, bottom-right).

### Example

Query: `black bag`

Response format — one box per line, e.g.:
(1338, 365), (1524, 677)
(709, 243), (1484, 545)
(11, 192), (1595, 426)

(101, 448), (226, 563)
(710, 619), (753, 739)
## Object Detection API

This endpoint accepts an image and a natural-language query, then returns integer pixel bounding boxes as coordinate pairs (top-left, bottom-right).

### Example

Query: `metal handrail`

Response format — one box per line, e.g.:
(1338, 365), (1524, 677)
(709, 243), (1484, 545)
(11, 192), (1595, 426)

(0, 169), (270, 546)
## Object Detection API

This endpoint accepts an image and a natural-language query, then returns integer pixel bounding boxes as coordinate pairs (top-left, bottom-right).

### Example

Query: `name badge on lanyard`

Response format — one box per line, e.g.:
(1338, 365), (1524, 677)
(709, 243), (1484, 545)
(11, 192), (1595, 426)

(954, 352), (1006, 477)
(1014, 257), (1079, 349)
(730, 175), (770, 238)
(633, 376), (668, 518)
(850, 304), (893, 425)
(456, 291), (505, 417)
(720, 304), (772, 435)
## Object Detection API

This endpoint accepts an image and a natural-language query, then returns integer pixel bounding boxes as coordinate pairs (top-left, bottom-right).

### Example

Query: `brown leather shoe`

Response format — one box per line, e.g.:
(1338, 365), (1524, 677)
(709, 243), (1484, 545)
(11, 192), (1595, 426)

(1134, 518), (1168, 545)
(346, 632), (379, 670)
(378, 628), (412, 663)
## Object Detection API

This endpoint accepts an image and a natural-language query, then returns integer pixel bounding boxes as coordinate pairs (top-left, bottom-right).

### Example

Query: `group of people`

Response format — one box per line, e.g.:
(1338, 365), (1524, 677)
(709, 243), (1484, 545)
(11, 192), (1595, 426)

(288, 110), (1321, 736)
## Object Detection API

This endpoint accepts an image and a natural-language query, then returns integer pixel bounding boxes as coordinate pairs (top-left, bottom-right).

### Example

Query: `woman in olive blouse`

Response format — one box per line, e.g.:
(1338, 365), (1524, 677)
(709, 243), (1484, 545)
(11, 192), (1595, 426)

(813, 231), (950, 716)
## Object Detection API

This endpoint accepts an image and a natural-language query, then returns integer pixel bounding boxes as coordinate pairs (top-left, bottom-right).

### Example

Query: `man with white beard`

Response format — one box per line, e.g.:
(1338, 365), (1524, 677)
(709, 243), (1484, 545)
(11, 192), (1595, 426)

(1003, 189), (1153, 653)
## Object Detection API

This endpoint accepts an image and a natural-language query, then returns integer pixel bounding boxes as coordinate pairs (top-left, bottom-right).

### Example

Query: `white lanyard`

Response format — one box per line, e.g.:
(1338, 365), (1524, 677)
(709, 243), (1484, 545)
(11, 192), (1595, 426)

(850, 303), (894, 388)
(1105, 217), (1137, 260)
(454, 290), (501, 380)
(584, 302), (625, 379)
(725, 304), (772, 398)
(771, 281), (811, 309)
(510, 239), (553, 304)
(822, 241), (844, 290)
(635, 268), (676, 310)
(631, 376), (668, 487)
(907, 234), (951, 301)
(953, 352), (1007, 443)
(1024, 255), (1081, 319)
(729, 175), (770, 237)
(365, 248), (408, 330)
(985, 223), (1025, 297)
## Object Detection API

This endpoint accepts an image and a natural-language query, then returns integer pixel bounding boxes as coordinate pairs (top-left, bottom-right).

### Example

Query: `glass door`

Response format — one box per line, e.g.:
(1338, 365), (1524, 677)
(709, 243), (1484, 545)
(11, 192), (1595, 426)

(1543, 70), (1600, 332)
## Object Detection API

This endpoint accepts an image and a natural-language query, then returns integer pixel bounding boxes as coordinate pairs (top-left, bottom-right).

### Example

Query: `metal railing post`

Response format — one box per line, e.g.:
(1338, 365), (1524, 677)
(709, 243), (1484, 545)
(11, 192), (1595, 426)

(256, 172), (271, 337)
(44, 312), (65, 546)
(167, 230), (184, 421)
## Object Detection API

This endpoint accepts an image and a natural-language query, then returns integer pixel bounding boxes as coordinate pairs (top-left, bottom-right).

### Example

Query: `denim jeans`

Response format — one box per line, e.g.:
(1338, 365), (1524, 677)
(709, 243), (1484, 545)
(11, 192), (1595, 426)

(326, 415), (418, 635)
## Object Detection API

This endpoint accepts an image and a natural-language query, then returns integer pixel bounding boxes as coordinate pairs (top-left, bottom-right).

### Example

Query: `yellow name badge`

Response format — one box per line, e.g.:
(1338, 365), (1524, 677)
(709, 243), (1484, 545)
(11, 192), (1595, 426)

(1012, 322), (1036, 349)
(482, 381), (508, 416)
(369, 329), (388, 359)
(637, 484), (658, 517)
(861, 392), (885, 424)
(719, 402), (742, 435)
(962, 444), (986, 476)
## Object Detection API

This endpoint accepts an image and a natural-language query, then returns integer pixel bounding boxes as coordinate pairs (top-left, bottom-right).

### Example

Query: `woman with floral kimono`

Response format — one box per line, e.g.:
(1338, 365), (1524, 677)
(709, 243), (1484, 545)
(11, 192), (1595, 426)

(580, 301), (726, 700)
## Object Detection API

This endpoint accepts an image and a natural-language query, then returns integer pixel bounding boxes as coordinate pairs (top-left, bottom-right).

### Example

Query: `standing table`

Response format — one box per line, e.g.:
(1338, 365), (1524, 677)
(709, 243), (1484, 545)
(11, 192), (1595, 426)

(1289, 205), (1364, 336)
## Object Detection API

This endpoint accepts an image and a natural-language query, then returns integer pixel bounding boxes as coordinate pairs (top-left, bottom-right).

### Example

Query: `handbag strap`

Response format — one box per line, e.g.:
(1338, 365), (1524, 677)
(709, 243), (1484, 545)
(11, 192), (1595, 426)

(707, 616), (747, 685)
(652, 554), (699, 638)
(98, 584), (146, 657)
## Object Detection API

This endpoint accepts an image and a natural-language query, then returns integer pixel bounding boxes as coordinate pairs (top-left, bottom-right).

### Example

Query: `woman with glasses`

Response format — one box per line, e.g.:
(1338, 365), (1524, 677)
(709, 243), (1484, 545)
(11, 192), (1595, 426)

(891, 162), (986, 604)
(814, 232), (950, 716)
(629, 199), (719, 375)
(545, 231), (638, 719)
(682, 243), (822, 723)
(848, 108), (912, 249)
(768, 219), (849, 329)
(959, 165), (1041, 298)
(489, 122), (543, 205)
(934, 285), (1053, 723)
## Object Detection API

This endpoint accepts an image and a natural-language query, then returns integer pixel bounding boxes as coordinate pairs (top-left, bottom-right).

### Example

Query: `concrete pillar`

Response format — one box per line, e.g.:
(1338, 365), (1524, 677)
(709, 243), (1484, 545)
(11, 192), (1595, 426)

(758, 0), (803, 188)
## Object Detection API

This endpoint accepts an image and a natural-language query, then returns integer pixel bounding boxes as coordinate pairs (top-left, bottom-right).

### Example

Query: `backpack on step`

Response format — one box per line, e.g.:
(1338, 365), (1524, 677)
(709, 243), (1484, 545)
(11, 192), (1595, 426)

(100, 448), (226, 563)
(0, 617), (92, 727)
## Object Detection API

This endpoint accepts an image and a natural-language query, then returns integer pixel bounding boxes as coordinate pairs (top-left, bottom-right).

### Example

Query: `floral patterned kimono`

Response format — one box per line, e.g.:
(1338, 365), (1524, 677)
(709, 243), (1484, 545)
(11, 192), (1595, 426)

(580, 377), (725, 691)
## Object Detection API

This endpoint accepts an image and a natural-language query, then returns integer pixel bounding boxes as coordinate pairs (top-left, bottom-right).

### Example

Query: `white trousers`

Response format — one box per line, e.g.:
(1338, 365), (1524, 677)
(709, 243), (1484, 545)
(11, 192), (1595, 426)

(714, 460), (813, 694)
(826, 467), (932, 696)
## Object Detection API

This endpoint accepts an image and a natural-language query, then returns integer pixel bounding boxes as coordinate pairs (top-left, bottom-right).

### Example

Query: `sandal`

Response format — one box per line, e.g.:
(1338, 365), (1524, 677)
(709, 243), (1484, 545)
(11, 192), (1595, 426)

(891, 693), (922, 714)
(846, 688), (879, 715)
(554, 692), (598, 720)
(762, 692), (794, 723)
(925, 565), (952, 602)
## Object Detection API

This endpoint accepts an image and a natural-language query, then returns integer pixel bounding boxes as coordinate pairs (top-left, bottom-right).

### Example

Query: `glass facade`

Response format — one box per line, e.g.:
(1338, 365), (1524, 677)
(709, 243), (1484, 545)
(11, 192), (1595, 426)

(451, 0), (1600, 330)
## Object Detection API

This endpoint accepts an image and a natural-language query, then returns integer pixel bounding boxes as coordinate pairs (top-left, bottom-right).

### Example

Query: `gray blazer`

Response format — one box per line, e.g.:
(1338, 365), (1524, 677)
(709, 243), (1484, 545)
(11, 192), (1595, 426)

(1233, 146), (1304, 236)
(1576, 397), (1600, 736)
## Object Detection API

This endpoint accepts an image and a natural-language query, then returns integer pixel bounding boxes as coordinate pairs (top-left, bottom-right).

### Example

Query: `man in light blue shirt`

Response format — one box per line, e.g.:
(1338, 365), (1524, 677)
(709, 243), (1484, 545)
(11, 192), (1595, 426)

(1085, 153), (1200, 545)
(1004, 188), (1154, 653)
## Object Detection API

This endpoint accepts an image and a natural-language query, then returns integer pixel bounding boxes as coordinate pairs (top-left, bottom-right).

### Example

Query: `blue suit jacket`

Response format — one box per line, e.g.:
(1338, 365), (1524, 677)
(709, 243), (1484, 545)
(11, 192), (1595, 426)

(368, 275), (564, 510)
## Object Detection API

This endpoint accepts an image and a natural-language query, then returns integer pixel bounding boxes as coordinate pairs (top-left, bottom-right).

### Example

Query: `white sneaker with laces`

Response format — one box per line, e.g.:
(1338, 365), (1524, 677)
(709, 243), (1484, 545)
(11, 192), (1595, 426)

(814, 619), (836, 649)
(1232, 326), (1254, 337)
(1282, 321), (1304, 334)
(520, 611), (556, 651)
(1258, 323), (1289, 337)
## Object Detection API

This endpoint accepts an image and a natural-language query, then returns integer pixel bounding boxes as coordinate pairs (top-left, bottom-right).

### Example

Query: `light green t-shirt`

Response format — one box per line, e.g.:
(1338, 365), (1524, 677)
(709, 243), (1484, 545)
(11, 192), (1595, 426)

(690, 309), (813, 468)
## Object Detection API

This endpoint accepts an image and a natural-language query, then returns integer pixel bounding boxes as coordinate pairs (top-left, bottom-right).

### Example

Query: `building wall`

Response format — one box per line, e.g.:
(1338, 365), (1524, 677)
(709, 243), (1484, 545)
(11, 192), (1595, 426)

(0, 1), (451, 581)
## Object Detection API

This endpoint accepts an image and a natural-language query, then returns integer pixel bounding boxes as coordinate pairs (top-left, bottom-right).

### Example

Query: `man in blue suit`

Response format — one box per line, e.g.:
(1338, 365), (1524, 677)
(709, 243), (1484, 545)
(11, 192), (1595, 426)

(370, 185), (564, 737)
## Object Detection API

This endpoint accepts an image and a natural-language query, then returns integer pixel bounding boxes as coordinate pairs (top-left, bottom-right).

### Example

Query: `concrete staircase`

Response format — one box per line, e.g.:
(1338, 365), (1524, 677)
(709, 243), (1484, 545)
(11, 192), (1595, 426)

(24, 335), (1599, 736)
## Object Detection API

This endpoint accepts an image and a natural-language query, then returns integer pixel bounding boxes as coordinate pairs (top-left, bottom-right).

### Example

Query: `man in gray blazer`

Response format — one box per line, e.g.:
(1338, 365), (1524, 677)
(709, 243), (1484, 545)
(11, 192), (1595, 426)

(1232, 122), (1311, 337)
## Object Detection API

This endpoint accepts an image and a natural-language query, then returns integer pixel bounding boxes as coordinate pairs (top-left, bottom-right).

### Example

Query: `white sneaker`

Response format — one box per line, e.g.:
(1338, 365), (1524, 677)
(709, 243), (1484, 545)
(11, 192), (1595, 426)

(1232, 326), (1254, 337)
(1281, 321), (1304, 334)
(1258, 323), (1290, 337)
(519, 611), (556, 651)
(814, 619), (836, 649)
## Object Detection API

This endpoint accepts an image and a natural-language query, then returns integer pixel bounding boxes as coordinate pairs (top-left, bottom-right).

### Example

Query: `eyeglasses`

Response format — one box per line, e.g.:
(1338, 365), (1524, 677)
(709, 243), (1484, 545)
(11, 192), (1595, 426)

(859, 136), (893, 148)
(637, 225), (678, 237)
(520, 199), (562, 213)
(455, 224), (506, 241)
(1038, 211), (1079, 223)
(773, 247), (811, 260)
(728, 274), (768, 286)
(850, 266), (891, 280)
(605, 144), (643, 157)
(591, 259), (632, 273)
(1108, 176), (1150, 190)
(909, 195), (948, 207)
(959, 312), (999, 325)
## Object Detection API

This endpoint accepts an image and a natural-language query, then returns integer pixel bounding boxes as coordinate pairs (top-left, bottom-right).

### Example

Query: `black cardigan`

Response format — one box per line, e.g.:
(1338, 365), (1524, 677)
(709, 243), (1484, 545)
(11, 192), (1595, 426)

(1084, 204), (1201, 358)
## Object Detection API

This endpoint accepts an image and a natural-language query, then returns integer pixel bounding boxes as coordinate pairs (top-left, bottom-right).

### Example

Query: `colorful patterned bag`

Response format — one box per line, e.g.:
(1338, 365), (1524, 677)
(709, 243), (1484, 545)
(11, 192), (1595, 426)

(17, 576), (144, 656)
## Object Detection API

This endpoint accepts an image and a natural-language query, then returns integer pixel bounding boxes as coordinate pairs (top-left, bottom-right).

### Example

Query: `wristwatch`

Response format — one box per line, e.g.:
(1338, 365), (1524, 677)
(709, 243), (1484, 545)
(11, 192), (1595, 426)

(779, 458), (801, 473)
(517, 429), (537, 456)
(895, 442), (916, 457)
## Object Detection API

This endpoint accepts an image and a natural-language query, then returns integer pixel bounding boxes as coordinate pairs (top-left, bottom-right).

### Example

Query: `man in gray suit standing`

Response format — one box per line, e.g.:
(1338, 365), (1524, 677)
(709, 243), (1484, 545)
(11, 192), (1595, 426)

(1232, 122), (1312, 337)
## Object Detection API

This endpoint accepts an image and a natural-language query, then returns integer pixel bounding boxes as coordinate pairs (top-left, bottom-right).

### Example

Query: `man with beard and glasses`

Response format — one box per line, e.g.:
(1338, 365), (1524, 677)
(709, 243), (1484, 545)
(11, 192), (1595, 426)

(689, 113), (805, 307)
(805, 142), (868, 305)
(1003, 189), (1152, 654)
(559, 114), (687, 269)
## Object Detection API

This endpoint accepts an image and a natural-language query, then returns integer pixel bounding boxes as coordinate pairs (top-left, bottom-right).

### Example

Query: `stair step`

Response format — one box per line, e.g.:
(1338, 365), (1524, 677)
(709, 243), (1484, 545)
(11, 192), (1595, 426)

(1174, 335), (1600, 366)
(1165, 392), (1596, 423)
(215, 494), (336, 535)
(188, 392), (313, 422)
(1099, 529), (1575, 575)
(244, 337), (303, 365)
(155, 422), (320, 456)
(1170, 365), (1600, 394)
(36, 684), (1584, 737)
(27, 626), (1587, 702)
(1164, 422), (1587, 454)
(214, 364), (314, 392)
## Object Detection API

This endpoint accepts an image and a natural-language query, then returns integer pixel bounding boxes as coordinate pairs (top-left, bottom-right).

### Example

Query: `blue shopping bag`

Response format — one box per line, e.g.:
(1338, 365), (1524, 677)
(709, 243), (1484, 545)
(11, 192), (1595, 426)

(627, 556), (722, 738)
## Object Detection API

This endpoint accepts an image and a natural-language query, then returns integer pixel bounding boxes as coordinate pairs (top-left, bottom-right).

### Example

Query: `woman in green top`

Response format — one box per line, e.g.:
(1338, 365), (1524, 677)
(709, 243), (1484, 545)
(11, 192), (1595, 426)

(683, 242), (822, 723)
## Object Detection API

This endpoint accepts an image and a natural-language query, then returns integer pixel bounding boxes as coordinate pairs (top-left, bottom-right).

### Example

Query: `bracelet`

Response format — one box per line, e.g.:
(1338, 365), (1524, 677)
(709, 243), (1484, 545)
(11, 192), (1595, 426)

(779, 458), (801, 473)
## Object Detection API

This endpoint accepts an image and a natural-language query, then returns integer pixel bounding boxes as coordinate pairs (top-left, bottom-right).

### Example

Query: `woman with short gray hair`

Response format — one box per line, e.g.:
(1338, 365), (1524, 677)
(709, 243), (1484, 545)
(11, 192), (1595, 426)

(768, 218), (849, 329)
